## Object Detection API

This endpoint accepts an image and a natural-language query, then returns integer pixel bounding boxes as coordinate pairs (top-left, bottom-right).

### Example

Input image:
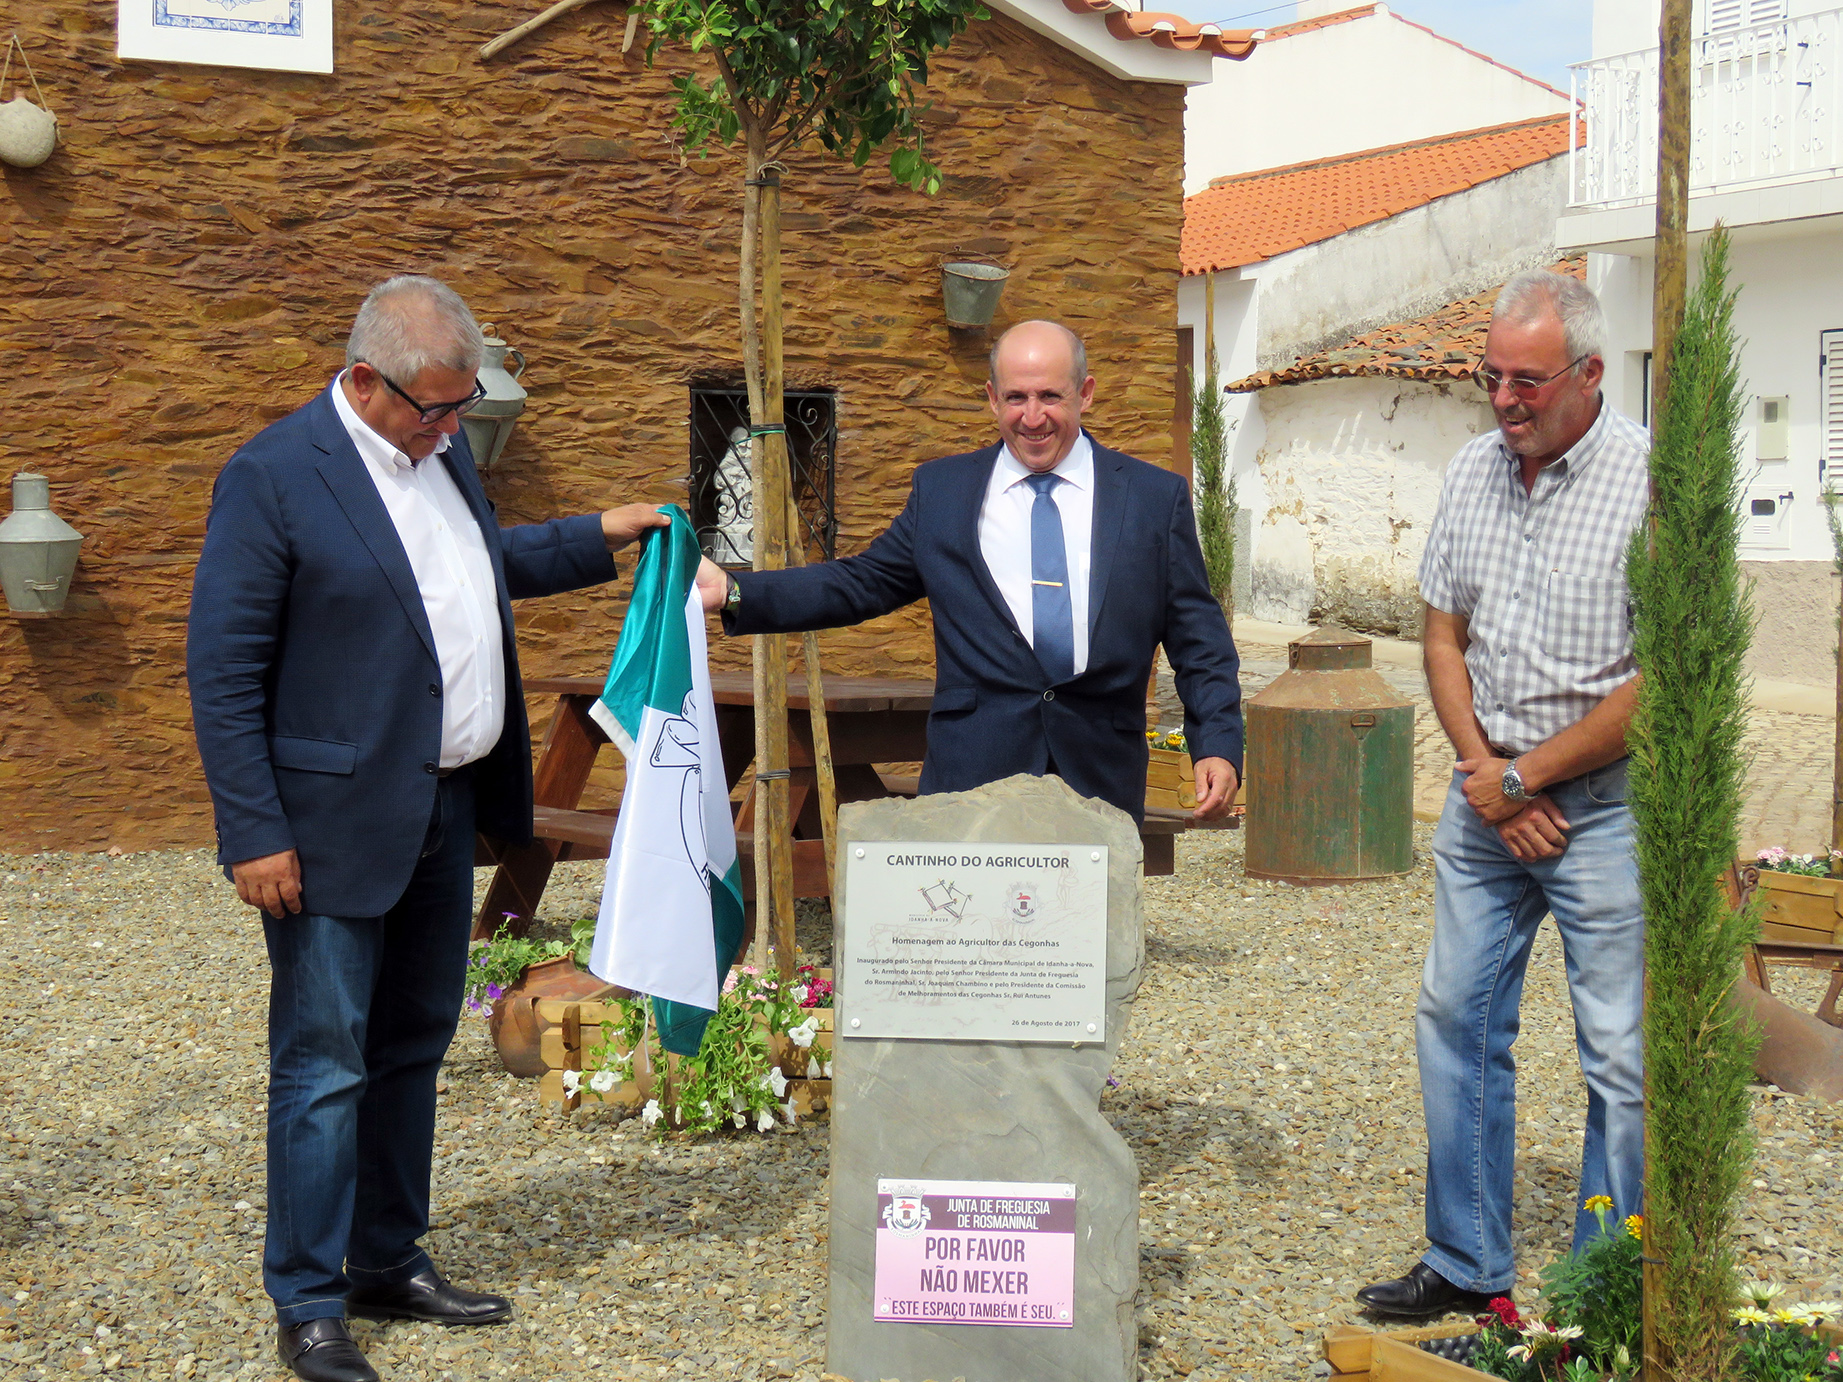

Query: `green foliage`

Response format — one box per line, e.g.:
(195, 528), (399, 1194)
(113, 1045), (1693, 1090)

(1191, 345), (1236, 607)
(635, 0), (988, 191)
(1736, 1321), (1838, 1382)
(1539, 1200), (1644, 1370)
(463, 920), (580, 1014)
(577, 965), (831, 1136)
(1625, 225), (1761, 1380)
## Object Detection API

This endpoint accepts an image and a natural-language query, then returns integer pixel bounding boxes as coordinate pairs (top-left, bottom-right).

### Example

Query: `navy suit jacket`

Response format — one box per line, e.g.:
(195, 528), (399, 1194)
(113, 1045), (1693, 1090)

(186, 387), (618, 917)
(728, 439), (1243, 822)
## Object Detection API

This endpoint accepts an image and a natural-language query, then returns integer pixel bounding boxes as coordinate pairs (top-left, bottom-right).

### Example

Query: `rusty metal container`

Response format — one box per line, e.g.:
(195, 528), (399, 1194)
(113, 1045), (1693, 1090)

(1244, 627), (1414, 884)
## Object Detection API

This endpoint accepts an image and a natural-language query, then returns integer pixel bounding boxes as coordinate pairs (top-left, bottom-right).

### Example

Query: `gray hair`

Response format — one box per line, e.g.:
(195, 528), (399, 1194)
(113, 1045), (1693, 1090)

(345, 275), (484, 381)
(1492, 269), (1606, 365)
(988, 320), (1088, 391)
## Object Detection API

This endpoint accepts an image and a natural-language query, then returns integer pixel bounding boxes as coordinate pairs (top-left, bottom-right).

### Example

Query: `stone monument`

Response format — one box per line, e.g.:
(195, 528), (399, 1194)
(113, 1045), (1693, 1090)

(826, 773), (1145, 1382)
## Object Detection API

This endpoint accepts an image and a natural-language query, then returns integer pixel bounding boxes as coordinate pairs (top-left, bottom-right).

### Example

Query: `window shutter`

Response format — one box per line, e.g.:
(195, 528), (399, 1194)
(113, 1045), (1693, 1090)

(1823, 329), (1843, 481)
(1707, 0), (1782, 30)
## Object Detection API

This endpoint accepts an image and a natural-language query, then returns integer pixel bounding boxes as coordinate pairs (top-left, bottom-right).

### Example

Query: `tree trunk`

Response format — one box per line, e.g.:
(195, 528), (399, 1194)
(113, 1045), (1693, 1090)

(1651, 0), (1692, 421)
(755, 164), (800, 977)
(1644, 7), (1692, 1377)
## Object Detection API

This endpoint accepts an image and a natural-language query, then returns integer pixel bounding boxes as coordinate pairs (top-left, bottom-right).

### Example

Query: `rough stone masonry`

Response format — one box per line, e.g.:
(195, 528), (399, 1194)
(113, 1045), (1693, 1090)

(826, 774), (1145, 1382)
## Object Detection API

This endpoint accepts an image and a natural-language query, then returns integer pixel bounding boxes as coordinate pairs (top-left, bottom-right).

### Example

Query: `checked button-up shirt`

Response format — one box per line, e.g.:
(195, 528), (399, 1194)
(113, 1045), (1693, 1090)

(1418, 399), (1651, 756)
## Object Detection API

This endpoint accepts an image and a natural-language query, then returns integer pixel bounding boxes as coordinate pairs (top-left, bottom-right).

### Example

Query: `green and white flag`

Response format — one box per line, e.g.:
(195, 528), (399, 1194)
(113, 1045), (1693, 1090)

(588, 506), (746, 1057)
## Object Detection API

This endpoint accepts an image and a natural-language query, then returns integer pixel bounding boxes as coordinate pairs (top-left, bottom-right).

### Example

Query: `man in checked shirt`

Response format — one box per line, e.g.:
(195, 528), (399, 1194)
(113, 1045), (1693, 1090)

(1357, 270), (1650, 1318)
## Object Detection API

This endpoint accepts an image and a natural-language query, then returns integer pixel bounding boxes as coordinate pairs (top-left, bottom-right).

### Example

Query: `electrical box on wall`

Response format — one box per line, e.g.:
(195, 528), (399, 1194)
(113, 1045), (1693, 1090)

(1742, 486), (1793, 549)
(1757, 396), (1789, 460)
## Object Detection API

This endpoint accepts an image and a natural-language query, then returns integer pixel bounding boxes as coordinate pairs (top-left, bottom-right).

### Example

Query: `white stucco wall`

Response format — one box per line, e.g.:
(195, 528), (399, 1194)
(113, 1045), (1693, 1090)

(1249, 156), (1569, 369)
(1593, 0), (1838, 61)
(1243, 376), (1496, 633)
(1184, 9), (1571, 193)
(1589, 224), (1843, 567)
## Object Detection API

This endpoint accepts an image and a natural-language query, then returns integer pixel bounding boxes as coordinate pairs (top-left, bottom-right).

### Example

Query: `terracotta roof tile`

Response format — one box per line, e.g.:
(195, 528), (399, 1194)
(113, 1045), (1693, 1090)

(1059, 0), (1261, 59)
(1257, 4), (1568, 101)
(1181, 114), (1575, 276)
(1225, 257), (1586, 392)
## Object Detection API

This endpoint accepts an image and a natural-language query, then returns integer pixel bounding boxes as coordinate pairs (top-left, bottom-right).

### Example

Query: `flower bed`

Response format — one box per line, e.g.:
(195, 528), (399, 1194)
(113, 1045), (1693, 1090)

(536, 966), (834, 1136)
(1323, 1199), (1842, 1381)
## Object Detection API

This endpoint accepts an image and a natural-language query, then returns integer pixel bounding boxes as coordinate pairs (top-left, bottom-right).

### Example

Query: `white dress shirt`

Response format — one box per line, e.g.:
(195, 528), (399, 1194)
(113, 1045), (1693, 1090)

(978, 434), (1094, 676)
(331, 377), (506, 768)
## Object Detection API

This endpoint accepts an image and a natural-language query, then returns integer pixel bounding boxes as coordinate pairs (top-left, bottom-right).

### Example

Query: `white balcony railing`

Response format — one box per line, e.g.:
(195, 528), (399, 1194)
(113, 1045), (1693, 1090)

(1568, 5), (1843, 208)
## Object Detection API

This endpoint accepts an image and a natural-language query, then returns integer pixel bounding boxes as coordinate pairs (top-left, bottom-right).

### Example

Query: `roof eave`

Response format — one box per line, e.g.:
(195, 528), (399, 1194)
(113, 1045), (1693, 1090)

(985, 0), (1231, 84)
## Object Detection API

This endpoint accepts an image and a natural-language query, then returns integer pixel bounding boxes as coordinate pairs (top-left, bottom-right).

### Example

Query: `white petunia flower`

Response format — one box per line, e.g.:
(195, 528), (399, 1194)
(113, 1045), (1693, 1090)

(589, 1070), (617, 1094)
(781, 1099), (798, 1124)
(788, 1019), (818, 1048)
(641, 1099), (663, 1127)
(757, 1109), (775, 1133)
(561, 1069), (582, 1095)
(790, 985), (809, 1005)
(731, 1093), (747, 1111)
(768, 1068), (788, 1097)
(733, 1113), (746, 1128)
(823, 1060), (833, 1078)
(806, 1057), (821, 1080)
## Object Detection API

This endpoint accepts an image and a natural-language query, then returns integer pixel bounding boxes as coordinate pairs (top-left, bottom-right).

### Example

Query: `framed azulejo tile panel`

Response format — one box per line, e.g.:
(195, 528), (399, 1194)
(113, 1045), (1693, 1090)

(118, 0), (333, 75)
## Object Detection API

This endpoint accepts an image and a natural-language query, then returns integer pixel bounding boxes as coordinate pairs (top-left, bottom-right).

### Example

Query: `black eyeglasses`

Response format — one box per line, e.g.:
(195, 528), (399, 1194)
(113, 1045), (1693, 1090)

(369, 368), (487, 424)
(1471, 355), (1589, 399)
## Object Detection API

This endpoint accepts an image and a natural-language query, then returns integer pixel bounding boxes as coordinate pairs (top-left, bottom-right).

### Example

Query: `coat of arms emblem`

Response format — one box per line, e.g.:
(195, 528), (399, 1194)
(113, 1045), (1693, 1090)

(1005, 883), (1038, 922)
(881, 1184), (931, 1237)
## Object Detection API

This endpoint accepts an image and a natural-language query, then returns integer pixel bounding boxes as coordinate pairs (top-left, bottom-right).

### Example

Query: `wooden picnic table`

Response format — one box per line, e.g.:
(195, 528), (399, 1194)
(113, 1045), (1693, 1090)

(472, 672), (1186, 940)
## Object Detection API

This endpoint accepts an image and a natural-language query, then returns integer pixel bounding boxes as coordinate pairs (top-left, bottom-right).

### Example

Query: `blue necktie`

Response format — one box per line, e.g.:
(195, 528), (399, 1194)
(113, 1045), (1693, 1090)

(1025, 473), (1075, 684)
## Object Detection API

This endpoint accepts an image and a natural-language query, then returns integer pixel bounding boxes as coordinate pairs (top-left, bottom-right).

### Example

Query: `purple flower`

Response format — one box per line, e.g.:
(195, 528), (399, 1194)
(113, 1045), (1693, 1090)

(1106, 1076), (1121, 1088)
(486, 983), (504, 1002)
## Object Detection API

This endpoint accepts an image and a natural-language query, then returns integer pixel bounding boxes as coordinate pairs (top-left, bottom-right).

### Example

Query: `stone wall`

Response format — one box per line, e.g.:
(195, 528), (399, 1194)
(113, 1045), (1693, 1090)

(0, 2), (1187, 854)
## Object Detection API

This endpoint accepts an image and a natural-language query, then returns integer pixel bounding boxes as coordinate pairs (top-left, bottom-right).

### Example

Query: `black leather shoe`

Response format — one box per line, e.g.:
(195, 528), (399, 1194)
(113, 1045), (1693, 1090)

(346, 1267), (513, 1325)
(1355, 1262), (1500, 1318)
(278, 1318), (379, 1382)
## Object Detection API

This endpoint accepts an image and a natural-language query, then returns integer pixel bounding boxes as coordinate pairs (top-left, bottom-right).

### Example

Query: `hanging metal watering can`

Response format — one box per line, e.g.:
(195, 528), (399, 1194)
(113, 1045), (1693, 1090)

(0, 473), (84, 614)
(459, 323), (528, 468)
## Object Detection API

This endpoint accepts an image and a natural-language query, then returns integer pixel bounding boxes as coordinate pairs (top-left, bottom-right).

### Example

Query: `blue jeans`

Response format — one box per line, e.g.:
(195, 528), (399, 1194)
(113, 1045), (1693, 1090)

(262, 770), (476, 1324)
(1416, 759), (1644, 1294)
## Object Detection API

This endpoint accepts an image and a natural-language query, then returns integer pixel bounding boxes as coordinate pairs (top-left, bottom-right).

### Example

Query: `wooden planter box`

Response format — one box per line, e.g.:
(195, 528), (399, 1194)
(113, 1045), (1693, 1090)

(1755, 869), (1843, 946)
(536, 998), (655, 1111)
(1324, 1323), (1489, 1382)
(1326, 1319), (1843, 1381)
(535, 981), (835, 1119)
(1146, 745), (1197, 813)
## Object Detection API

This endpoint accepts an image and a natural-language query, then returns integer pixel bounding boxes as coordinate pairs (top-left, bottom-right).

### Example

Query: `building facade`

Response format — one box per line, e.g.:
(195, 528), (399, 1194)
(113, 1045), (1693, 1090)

(1560, 0), (1843, 682)
(0, 0), (1248, 853)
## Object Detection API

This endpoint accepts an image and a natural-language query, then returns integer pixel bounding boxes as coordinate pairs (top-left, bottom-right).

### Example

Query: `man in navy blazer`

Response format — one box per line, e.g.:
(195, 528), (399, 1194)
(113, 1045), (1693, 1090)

(188, 275), (667, 1382)
(696, 320), (1243, 821)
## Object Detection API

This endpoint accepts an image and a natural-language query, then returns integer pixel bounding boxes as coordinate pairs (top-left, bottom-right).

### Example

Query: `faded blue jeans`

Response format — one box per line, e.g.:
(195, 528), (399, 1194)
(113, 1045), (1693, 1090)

(1416, 758), (1644, 1294)
(261, 769), (476, 1325)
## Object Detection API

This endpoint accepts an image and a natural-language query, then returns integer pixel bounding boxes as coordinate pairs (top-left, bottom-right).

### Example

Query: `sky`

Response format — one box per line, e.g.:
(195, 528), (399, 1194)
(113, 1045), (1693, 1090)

(1199, 0), (1595, 93)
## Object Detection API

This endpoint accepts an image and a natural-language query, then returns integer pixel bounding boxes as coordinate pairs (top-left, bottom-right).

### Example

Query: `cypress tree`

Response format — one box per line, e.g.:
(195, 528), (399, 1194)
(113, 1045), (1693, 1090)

(1626, 225), (1759, 1380)
(1192, 347), (1236, 607)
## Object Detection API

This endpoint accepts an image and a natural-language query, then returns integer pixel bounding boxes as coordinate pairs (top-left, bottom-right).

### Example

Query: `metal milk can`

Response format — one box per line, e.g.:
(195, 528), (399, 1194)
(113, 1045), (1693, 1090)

(1244, 627), (1415, 883)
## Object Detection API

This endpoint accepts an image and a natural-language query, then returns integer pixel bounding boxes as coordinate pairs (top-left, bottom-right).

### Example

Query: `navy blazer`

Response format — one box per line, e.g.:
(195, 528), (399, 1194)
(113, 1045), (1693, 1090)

(728, 439), (1243, 822)
(187, 387), (618, 917)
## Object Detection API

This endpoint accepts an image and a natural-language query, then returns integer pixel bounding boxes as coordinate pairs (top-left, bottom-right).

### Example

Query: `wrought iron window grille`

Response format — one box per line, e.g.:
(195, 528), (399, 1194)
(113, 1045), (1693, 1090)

(689, 386), (838, 568)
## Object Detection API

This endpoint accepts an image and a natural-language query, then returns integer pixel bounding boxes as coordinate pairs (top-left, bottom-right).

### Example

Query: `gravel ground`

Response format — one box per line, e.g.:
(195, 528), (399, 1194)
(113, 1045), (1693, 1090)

(1, 828), (1838, 1382)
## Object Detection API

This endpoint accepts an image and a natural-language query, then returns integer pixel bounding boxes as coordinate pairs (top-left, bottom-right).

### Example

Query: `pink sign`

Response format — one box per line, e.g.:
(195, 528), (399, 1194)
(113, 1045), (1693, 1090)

(873, 1178), (1076, 1328)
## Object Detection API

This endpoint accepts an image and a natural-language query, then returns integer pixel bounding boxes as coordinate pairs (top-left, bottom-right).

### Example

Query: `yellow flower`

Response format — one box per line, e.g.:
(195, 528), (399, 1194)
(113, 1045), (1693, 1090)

(1583, 1194), (1614, 1216)
(1625, 1214), (1643, 1239)
(1732, 1306), (1771, 1326)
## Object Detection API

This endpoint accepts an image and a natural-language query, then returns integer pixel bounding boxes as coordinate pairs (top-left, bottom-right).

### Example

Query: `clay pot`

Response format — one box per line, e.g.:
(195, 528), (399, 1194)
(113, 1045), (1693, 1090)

(488, 955), (617, 1078)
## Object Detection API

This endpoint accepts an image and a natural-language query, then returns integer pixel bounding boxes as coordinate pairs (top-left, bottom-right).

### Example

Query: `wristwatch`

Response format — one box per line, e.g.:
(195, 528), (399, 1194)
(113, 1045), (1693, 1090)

(723, 574), (742, 613)
(1501, 758), (1530, 804)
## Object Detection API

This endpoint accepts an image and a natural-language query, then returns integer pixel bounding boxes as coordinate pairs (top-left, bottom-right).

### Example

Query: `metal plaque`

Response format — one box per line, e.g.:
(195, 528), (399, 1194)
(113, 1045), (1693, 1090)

(840, 842), (1109, 1043)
